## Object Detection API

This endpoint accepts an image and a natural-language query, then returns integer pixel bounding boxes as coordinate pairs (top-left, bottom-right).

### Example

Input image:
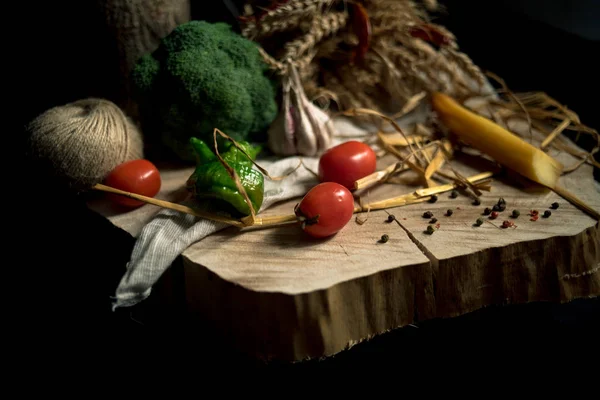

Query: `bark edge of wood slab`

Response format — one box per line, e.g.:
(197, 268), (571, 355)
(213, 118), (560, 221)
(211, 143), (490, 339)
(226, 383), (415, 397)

(181, 212), (599, 362)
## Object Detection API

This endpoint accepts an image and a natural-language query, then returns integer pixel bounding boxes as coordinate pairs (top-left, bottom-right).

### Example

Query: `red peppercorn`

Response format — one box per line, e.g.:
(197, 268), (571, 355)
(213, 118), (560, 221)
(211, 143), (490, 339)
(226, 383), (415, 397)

(490, 211), (499, 219)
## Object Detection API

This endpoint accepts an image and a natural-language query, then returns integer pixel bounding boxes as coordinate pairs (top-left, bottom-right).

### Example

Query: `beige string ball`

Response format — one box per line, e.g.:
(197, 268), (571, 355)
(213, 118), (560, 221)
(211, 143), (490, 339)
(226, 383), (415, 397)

(27, 98), (144, 190)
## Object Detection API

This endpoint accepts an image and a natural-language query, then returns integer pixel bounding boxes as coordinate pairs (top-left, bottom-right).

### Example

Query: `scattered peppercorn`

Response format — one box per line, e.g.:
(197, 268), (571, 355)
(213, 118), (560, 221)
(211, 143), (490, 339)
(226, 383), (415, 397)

(472, 198), (481, 206)
(429, 218), (438, 224)
(380, 234), (389, 243)
(423, 211), (433, 218)
(446, 209), (453, 216)
(425, 225), (436, 235)
(490, 211), (499, 219)
(498, 203), (506, 212)
(543, 210), (551, 218)
(492, 204), (500, 212)
(511, 210), (520, 218)
(483, 207), (492, 215)
(529, 210), (539, 216)
(450, 190), (458, 199)
(501, 220), (516, 229)
(497, 198), (506, 206)
(429, 195), (438, 203)
(475, 218), (484, 226)
(386, 214), (396, 223)
(551, 202), (559, 209)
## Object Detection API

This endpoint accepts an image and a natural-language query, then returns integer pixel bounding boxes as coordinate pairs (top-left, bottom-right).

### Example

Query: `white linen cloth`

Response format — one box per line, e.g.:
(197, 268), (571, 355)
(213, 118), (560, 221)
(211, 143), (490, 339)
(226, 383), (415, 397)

(112, 155), (321, 310)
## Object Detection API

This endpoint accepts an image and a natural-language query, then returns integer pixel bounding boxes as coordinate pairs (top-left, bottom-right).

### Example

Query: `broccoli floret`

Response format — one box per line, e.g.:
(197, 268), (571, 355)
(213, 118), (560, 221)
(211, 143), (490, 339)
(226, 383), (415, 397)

(131, 21), (278, 161)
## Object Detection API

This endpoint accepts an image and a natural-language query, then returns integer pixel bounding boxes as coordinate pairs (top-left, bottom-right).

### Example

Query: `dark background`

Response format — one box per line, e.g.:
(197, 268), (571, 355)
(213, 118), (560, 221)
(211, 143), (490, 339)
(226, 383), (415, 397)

(20, 1), (599, 370)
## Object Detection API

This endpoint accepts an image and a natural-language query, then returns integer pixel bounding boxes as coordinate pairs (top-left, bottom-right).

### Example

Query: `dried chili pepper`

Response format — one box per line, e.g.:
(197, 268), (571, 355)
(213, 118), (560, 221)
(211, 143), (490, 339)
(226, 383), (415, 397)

(409, 23), (452, 47)
(350, 2), (371, 63)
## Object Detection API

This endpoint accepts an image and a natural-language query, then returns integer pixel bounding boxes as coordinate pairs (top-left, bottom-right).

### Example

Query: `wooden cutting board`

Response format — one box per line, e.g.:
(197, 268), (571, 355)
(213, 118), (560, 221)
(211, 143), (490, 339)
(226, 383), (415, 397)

(89, 128), (600, 362)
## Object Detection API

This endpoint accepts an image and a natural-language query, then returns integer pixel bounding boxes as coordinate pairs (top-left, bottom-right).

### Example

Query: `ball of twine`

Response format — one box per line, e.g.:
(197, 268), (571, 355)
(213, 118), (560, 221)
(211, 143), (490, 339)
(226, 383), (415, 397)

(26, 98), (144, 190)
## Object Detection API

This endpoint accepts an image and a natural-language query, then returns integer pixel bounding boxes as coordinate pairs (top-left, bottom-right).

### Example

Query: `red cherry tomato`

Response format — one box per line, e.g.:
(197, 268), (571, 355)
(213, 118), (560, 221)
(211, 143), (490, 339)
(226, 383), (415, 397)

(295, 182), (355, 238)
(318, 140), (377, 190)
(103, 159), (161, 208)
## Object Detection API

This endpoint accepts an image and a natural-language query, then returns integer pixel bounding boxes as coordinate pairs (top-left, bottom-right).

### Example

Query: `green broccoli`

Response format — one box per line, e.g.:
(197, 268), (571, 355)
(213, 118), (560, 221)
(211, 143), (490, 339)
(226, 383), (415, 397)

(131, 21), (278, 161)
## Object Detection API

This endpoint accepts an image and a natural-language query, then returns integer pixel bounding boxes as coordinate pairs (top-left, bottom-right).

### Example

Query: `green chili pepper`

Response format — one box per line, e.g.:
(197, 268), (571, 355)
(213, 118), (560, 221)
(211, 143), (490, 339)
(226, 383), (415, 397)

(186, 137), (264, 216)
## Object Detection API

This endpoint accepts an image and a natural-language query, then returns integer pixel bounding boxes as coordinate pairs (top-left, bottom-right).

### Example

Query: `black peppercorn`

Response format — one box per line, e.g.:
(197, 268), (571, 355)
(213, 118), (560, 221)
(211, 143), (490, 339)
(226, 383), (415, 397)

(551, 202), (559, 209)
(429, 218), (438, 224)
(511, 210), (520, 218)
(543, 210), (551, 218)
(483, 207), (492, 215)
(386, 214), (396, 223)
(497, 198), (506, 206)
(498, 203), (506, 212)
(429, 195), (438, 203)
(380, 234), (389, 243)
(472, 198), (481, 206)
(425, 225), (435, 234)
(475, 218), (484, 226)
(492, 204), (500, 212)
(423, 211), (433, 218)
(450, 190), (458, 199)
(446, 209), (453, 216)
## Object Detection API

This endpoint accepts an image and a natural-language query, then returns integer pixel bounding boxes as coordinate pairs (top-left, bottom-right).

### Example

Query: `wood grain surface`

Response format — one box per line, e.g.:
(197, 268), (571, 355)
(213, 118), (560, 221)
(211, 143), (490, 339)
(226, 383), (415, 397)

(89, 119), (600, 362)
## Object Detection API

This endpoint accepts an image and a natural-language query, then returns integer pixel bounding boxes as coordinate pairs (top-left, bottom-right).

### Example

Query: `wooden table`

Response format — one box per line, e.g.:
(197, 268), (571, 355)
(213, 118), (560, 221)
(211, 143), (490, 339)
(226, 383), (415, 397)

(89, 120), (600, 362)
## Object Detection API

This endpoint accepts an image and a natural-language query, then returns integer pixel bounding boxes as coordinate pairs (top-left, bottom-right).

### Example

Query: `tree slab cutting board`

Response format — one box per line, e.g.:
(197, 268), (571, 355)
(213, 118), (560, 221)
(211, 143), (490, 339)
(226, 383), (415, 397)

(89, 131), (600, 362)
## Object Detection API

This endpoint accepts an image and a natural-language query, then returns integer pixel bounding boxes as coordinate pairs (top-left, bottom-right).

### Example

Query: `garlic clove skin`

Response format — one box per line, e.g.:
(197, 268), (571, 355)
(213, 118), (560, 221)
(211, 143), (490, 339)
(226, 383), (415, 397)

(267, 80), (297, 156)
(291, 88), (319, 156)
(267, 64), (336, 157)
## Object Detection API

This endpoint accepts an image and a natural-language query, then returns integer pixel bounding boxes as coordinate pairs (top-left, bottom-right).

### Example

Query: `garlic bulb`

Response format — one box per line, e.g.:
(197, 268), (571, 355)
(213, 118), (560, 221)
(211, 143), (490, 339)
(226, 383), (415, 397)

(268, 64), (335, 156)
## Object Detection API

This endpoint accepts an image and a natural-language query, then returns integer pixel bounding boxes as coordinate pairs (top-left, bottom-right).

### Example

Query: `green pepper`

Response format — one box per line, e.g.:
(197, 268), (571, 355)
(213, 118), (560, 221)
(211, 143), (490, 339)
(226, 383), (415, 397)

(186, 137), (264, 216)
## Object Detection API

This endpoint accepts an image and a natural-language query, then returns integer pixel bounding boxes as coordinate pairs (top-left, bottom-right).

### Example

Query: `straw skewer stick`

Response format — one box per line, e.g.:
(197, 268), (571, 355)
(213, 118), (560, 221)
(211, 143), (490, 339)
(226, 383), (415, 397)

(413, 171), (493, 197)
(93, 183), (246, 228)
(376, 132), (425, 147)
(356, 171), (493, 211)
(241, 213), (298, 227)
(354, 162), (408, 190)
(357, 194), (430, 212)
(552, 185), (600, 221)
(94, 170), (498, 232)
(540, 119), (571, 150)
